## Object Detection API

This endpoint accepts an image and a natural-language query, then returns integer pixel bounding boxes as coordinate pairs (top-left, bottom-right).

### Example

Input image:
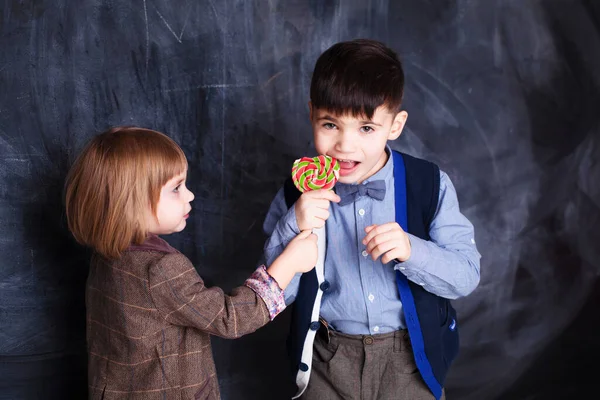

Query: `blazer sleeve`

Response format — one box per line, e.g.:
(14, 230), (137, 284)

(148, 253), (285, 339)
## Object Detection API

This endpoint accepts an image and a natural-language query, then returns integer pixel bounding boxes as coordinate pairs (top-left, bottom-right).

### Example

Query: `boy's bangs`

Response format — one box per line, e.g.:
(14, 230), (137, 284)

(312, 70), (403, 120)
(313, 87), (387, 120)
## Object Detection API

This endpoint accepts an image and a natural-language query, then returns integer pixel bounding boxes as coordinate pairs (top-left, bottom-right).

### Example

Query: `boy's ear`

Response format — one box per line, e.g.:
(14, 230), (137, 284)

(388, 110), (408, 140)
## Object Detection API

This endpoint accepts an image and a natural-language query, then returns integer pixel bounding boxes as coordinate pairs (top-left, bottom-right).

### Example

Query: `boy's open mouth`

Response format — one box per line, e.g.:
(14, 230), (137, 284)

(338, 159), (360, 176)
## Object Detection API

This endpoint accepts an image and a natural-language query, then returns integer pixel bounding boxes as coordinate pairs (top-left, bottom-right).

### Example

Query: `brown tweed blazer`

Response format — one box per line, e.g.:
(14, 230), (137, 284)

(86, 235), (272, 399)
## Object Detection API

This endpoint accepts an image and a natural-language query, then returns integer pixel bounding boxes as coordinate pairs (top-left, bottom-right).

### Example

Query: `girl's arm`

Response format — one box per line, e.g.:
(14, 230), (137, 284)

(148, 253), (284, 339)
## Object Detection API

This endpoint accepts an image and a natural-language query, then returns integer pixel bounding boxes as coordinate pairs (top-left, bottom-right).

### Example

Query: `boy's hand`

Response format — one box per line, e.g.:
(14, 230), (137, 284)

(295, 189), (341, 231)
(362, 223), (411, 264)
(267, 231), (318, 289)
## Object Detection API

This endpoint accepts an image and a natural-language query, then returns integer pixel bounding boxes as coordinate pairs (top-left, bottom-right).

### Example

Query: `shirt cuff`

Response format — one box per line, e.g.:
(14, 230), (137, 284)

(244, 265), (286, 320)
(271, 203), (301, 245)
(394, 233), (429, 276)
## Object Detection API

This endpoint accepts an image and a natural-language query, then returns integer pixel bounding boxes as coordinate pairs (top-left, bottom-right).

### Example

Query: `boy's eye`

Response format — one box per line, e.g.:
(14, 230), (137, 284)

(360, 126), (375, 133)
(173, 185), (181, 193)
(323, 123), (337, 130)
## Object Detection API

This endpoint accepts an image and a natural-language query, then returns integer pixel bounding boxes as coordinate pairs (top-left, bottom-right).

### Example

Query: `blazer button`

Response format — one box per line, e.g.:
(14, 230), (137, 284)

(299, 363), (309, 372)
(320, 281), (330, 291)
(309, 322), (320, 331)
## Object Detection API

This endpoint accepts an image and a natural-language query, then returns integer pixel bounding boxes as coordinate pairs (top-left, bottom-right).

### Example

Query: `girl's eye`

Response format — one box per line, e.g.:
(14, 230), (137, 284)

(361, 126), (374, 133)
(323, 123), (337, 130)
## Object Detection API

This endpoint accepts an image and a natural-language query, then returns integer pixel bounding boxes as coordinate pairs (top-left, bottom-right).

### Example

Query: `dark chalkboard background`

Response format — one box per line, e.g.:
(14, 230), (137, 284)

(1, 1), (599, 399)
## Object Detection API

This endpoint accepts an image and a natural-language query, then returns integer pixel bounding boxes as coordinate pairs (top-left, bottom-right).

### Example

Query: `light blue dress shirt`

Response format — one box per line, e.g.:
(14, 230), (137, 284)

(262, 149), (481, 335)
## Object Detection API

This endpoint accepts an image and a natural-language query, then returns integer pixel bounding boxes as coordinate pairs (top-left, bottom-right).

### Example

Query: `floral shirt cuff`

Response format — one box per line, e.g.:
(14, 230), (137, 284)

(244, 265), (286, 320)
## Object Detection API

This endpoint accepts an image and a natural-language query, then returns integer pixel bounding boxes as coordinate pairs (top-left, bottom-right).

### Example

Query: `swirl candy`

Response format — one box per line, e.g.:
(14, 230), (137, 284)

(292, 155), (340, 192)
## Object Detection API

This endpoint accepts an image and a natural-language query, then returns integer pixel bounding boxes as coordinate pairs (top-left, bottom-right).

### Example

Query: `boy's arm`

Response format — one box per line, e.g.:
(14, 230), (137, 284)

(396, 171), (481, 299)
(262, 187), (303, 305)
(149, 253), (285, 339)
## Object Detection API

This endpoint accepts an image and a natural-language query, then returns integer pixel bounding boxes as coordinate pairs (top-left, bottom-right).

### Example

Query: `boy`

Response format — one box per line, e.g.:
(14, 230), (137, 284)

(262, 39), (481, 400)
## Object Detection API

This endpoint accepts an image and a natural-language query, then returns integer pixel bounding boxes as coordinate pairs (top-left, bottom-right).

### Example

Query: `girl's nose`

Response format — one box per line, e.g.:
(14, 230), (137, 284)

(187, 188), (195, 202)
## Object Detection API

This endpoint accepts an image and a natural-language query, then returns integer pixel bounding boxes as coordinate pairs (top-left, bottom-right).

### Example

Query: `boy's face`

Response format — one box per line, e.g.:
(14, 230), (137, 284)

(310, 104), (407, 184)
(146, 169), (195, 235)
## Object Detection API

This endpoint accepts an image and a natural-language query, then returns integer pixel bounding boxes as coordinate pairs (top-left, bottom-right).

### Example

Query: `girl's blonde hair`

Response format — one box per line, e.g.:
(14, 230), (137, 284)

(65, 127), (187, 259)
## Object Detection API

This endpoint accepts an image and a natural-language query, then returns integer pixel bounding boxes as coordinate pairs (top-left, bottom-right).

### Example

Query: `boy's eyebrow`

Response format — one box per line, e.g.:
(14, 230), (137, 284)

(359, 119), (382, 126)
(318, 114), (339, 122)
(318, 114), (383, 127)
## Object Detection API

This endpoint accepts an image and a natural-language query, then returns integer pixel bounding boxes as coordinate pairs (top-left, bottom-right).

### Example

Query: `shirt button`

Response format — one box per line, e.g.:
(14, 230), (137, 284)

(373, 326), (380, 332)
(368, 294), (375, 302)
(320, 281), (330, 291)
(399, 266), (406, 271)
(358, 209), (365, 216)
(309, 322), (320, 331)
(362, 250), (368, 257)
(299, 363), (309, 372)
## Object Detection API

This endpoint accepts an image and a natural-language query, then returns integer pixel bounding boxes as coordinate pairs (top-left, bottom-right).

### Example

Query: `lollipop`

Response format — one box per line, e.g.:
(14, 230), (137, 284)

(290, 154), (339, 397)
(291, 155), (340, 192)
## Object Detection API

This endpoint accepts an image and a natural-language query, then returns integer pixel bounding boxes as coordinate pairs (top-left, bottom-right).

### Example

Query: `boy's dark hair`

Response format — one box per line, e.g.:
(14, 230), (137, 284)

(310, 39), (404, 119)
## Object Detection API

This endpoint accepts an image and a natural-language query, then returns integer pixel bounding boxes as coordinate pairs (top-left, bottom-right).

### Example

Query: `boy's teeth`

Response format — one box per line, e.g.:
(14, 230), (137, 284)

(339, 160), (357, 168)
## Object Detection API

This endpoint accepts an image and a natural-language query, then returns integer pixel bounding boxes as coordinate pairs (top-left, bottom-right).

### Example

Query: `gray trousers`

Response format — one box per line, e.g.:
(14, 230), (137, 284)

(300, 324), (445, 400)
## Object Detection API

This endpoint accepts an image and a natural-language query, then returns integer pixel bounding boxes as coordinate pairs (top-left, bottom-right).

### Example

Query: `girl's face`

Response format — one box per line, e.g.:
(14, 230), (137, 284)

(146, 169), (194, 235)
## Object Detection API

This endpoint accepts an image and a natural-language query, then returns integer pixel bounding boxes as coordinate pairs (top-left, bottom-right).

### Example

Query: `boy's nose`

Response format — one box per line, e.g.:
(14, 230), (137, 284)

(187, 188), (195, 202)
(335, 132), (355, 153)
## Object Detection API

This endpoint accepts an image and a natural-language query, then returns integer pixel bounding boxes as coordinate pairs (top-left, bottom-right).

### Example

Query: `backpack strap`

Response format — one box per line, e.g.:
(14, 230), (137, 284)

(283, 177), (302, 209)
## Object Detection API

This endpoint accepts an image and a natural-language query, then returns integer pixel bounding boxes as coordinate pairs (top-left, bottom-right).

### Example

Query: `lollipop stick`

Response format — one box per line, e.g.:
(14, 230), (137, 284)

(313, 225), (326, 281)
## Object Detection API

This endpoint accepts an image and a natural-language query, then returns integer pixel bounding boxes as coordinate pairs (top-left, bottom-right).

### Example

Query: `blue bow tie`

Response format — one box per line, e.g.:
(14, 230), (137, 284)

(336, 180), (386, 206)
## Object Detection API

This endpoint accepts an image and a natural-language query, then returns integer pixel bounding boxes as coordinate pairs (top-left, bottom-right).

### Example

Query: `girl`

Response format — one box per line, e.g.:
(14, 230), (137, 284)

(65, 127), (317, 399)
